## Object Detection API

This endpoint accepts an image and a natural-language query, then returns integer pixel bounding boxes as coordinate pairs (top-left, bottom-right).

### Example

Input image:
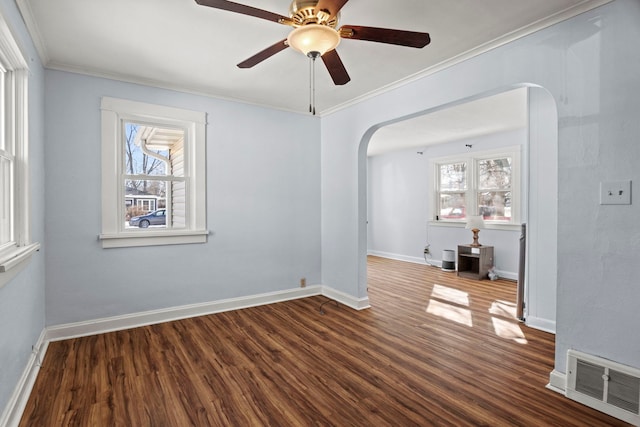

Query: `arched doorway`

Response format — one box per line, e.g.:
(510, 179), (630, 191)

(357, 85), (558, 333)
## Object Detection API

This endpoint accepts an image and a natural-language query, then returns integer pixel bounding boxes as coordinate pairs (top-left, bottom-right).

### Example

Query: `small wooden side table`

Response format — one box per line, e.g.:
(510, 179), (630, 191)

(457, 245), (494, 280)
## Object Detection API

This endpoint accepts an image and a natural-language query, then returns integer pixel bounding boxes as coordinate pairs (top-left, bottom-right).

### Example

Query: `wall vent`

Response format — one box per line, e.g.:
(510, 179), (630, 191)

(566, 350), (640, 426)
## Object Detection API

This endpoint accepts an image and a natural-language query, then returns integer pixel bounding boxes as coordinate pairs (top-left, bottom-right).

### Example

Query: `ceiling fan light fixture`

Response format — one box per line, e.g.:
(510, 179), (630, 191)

(287, 24), (340, 57)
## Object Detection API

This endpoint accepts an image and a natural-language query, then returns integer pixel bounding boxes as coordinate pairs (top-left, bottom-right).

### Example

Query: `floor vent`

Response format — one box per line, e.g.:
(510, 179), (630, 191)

(566, 350), (640, 426)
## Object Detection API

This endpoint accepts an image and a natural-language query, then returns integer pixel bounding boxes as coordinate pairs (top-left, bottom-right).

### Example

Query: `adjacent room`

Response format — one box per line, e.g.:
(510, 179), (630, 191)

(1, 0), (639, 425)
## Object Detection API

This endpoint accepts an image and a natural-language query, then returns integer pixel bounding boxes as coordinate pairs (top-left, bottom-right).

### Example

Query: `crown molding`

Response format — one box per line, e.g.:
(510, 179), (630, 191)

(15, 0), (612, 117)
(319, 0), (613, 116)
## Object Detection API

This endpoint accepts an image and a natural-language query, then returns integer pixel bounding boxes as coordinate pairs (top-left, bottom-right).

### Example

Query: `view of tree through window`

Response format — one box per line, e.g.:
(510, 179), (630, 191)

(435, 152), (517, 224)
(478, 157), (512, 221)
(123, 122), (186, 229)
(438, 162), (467, 219)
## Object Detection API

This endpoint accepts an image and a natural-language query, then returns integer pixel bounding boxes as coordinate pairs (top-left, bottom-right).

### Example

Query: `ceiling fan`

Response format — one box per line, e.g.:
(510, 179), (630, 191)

(194, 0), (431, 86)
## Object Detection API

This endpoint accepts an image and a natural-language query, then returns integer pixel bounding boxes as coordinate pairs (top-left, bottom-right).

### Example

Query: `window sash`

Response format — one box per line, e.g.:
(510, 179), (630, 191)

(0, 153), (12, 245)
(118, 121), (188, 232)
(476, 156), (512, 221)
(0, 68), (18, 245)
(0, 70), (13, 247)
(121, 131), (188, 231)
(434, 149), (519, 225)
(124, 174), (185, 182)
(0, 68), (6, 152)
(438, 162), (467, 192)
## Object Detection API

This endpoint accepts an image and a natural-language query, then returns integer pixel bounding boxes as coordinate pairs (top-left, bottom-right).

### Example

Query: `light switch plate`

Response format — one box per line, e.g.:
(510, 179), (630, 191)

(600, 180), (632, 205)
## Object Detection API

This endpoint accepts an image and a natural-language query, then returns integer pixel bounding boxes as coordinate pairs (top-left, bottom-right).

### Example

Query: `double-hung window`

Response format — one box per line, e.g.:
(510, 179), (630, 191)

(476, 156), (513, 221)
(100, 97), (207, 248)
(437, 162), (468, 220)
(434, 147), (520, 225)
(0, 13), (39, 281)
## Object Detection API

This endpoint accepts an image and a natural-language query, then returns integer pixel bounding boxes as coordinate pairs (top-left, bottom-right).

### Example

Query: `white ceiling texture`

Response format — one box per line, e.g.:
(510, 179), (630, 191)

(367, 87), (528, 156)
(16, 1), (606, 153)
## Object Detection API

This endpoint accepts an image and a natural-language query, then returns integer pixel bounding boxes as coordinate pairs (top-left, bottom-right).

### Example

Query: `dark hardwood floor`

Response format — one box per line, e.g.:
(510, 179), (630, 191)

(20, 256), (628, 426)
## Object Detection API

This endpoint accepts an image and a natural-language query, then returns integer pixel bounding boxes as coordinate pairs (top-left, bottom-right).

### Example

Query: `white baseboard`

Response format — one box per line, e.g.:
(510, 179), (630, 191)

(45, 284), (371, 343)
(547, 369), (566, 393)
(367, 250), (427, 265)
(495, 269), (517, 281)
(46, 285), (325, 342)
(321, 286), (370, 310)
(0, 330), (48, 427)
(525, 316), (556, 334)
(368, 250), (443, 269)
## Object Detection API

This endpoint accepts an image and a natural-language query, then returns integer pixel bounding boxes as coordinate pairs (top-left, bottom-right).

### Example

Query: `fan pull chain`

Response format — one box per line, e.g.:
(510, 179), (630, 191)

(308, 52), (319, 116)
(308, 55), (313, 114)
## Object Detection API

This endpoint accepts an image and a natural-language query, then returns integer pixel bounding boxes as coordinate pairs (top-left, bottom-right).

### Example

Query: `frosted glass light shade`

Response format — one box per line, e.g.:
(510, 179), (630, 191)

(287, 24), (340, 56)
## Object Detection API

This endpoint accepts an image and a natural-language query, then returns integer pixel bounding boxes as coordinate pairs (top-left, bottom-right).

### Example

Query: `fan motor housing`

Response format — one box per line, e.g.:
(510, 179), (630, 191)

(289, 0), (339, 27)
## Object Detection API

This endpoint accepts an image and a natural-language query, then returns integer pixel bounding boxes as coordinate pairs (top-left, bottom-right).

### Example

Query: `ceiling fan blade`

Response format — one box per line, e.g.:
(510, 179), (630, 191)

(237, 39), (289, 68)
(339, 25), (431, 48)
(195, 0), (291, 25)
(314, 0), (350, 20)
(321, 49), (350, 85)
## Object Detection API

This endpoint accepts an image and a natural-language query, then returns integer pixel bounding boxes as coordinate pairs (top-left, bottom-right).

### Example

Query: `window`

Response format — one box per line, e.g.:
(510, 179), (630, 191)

(477, 157), (512, 221)
(434, 148), (520, 225)
(437, 162), (467, 220)
(0, 13), (39, 281)
(100, 97), (207, 248)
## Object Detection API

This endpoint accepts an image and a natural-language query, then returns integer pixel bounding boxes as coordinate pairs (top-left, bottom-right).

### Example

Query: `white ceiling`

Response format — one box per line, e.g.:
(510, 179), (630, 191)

(17, 0), (606, 115)
(367, 87), (528, 156)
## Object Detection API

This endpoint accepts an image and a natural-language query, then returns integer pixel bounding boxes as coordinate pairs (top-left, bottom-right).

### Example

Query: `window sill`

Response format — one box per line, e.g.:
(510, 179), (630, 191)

(99, 229), (209, 248)
(0, 243), (41, 289)
(429, 220), (522, 232)
(0, 243), (41, 272)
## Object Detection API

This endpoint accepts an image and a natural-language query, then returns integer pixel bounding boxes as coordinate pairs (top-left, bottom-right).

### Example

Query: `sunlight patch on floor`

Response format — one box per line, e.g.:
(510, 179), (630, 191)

(489, 300), (517, 319)
(426, 300), (473, 327)
(425, 284), (527, 341)
(491, 317), (528, 344)
(431, 284), (470, 306)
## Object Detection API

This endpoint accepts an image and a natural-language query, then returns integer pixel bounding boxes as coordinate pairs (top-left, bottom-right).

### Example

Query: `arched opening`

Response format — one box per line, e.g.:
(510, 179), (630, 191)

(357, 84), (558, 333)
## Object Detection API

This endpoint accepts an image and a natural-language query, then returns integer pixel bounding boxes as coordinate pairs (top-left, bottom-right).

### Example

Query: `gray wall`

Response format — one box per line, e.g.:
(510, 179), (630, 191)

(322, 0), (640, 373)
(44, 71), (321, 325)
(0, 0), (46, 417)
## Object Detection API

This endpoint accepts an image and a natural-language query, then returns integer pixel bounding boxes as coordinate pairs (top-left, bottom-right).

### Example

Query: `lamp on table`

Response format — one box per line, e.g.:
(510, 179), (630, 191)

(466, 215), (485, 247)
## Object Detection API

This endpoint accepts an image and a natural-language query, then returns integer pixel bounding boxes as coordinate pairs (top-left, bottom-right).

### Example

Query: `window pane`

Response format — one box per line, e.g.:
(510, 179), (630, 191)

(0, 70), (5, 151)
(0, 156), (12, 245)
(439, 163), (466, 191)
(439, 193), (466, 220)
(478, 157), (511, 190)
(124, 122), (183, 176)
(478, 191), (511, 221)
(125, 179), (166, 229)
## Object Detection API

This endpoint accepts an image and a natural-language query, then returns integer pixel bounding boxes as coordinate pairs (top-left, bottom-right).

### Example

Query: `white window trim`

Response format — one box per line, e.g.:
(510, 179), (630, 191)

(99, 97), (208, 248)
(0, 13), (40, 287)
(430, 146), (522, 230)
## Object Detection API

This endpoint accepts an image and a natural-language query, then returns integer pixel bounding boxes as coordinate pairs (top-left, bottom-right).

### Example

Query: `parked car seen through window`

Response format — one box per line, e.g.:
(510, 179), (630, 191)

(128, 209), (166, 228)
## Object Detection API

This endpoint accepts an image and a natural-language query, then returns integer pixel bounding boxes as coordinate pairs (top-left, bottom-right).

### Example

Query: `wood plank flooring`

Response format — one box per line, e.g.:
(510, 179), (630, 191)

(20, 256), (629, 426)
